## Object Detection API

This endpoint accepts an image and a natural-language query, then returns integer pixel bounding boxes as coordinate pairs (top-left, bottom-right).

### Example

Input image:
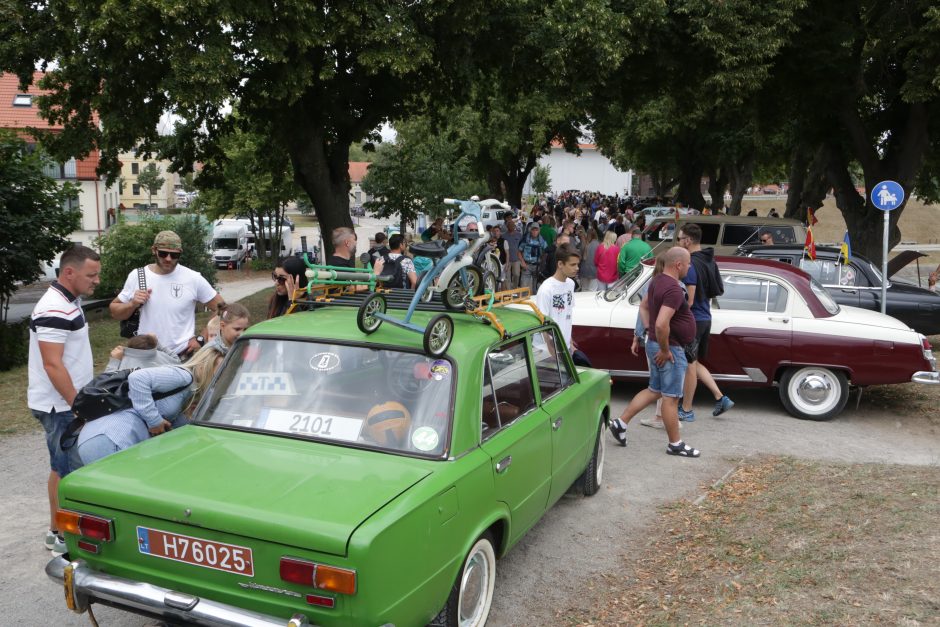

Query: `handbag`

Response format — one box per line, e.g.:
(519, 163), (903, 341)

(119, 267), (146, 338)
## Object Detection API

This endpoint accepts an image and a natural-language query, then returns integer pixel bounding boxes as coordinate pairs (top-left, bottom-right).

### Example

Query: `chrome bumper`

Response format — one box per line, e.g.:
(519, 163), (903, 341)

(46, 555), (312, 627)
(912, 371), (940, 384)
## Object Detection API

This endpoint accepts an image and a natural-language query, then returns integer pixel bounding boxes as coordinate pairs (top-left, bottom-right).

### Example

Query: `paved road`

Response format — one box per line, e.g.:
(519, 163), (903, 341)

(3, 383), (935, 625)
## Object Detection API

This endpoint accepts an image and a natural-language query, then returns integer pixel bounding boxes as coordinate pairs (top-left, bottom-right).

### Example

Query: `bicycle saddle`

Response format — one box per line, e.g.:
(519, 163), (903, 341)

(409, 241), (449, 259)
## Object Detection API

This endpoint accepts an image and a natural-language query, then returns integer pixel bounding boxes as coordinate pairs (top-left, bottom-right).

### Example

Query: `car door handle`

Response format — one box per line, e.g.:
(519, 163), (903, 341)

(495, 456), (512, 473)
(552, 417), (563, 431)
(768, 316), (789, 323)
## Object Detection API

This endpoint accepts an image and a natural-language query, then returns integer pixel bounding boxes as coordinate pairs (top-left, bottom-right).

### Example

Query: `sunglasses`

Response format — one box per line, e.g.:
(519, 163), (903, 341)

(271, 273), (289, 284)
(156, 250), (181, 259)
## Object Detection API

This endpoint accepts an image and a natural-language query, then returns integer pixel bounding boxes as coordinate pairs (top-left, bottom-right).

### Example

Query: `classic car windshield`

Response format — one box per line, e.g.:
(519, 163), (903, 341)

(192, 338), (454, 457)
(604, 263), (646, 302)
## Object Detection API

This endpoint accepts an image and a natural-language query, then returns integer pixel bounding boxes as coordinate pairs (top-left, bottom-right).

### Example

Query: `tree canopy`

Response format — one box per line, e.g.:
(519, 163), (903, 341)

(0, 130), (80, 321)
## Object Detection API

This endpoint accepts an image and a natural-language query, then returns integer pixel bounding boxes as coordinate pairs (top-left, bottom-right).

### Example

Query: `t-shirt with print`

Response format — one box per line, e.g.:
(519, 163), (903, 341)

(118, 264), (217, 354)
(647, 273), (695, 346)
(535, 276), (576, 350)
(27, 282), (94, 412)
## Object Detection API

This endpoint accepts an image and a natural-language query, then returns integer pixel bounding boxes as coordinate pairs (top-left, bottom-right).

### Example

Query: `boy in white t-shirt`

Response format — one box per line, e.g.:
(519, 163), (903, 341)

(535, 245), (592, 366)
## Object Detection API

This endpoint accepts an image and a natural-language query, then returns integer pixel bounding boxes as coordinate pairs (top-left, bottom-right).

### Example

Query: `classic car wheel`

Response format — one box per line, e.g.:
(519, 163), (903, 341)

(357, 293), (386, 334)
(423, 314), (454, 357)
(443, 267), (482, 311)
(779, 366), (849, 421)
(434, 533), (496, 627)
(579, 416), (606, 496)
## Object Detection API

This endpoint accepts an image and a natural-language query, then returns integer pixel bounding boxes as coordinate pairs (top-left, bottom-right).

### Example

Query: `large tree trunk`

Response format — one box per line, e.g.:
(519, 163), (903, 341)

(651, 171), (677, 199)
(287, 129), (352, 258)
(674, 152), (705, 210)
(725, 153), (754, 216)
(784, 143), (830, 222)
(486, 167), (503, 200)
(500, 153), (537, 209)
(705, 166), (728, 213)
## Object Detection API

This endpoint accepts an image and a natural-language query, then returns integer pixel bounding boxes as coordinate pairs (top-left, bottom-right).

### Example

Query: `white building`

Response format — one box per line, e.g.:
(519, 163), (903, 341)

(524, 142), (633, 197)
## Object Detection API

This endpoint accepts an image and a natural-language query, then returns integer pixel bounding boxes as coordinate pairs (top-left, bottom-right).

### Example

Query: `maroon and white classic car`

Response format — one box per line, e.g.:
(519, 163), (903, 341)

(572, 257), (938, 420)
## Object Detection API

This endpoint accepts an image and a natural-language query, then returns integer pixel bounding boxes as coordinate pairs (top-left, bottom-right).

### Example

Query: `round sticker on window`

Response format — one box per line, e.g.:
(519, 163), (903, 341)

(310, 352), (341, 372)
(411, 427), (440, 452)
(430, 360), (450, 381)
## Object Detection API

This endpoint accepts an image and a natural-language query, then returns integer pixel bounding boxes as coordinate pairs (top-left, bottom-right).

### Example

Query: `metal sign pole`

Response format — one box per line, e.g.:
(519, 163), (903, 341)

(881, 211), (889, 314)
(870, 180), (905, 316)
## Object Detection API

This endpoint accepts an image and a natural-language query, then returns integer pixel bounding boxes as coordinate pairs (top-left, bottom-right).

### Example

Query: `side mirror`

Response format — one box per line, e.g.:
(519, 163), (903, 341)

(359, 253), (371, 265)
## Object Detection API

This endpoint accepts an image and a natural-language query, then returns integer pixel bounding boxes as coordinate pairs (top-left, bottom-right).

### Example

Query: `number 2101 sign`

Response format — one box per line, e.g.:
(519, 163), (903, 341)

(262, 408), (362, 441)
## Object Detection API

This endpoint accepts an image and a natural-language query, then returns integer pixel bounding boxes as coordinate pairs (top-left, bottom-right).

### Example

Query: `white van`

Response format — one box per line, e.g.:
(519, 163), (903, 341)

(254, 225), (294, 258)
(480, 199), (515, 230)
(211, 220), (250, 268)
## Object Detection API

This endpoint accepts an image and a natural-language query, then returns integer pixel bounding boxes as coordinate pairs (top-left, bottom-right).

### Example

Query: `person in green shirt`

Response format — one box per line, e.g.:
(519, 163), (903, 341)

(540, 215), (556, 248)
(617, 226), (653, 276)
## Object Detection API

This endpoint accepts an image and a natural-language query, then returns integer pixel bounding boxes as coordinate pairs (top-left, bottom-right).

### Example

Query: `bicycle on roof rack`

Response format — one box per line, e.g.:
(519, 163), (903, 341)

(355, 198), (497, 356)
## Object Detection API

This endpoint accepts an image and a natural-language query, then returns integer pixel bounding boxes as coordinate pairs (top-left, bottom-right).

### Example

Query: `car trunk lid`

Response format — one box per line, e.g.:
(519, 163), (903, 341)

(63, 426), (432, 556)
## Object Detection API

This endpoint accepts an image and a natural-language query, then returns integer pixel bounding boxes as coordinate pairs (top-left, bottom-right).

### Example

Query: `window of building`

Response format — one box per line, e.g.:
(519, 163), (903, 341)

(13, 94), (31, 107)
(133, 183), (141, 195)
(131, 162), (139, 174)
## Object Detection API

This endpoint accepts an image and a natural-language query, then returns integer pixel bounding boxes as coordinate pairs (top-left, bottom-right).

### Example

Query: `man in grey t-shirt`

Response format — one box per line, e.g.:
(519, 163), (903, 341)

(502, 218), (524, 289)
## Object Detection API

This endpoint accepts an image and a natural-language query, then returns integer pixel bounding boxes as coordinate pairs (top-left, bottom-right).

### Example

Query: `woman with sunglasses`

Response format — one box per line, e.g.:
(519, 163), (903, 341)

(110, 230), (226, 358)
(267, 256), (308, 318)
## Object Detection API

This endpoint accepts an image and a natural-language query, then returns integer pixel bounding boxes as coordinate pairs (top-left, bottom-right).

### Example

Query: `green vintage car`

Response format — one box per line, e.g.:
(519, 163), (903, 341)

(47, 303), (610, 626)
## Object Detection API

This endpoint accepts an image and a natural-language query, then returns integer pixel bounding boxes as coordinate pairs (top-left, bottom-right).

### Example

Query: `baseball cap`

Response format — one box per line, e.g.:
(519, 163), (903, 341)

(153, 230), (182, 250)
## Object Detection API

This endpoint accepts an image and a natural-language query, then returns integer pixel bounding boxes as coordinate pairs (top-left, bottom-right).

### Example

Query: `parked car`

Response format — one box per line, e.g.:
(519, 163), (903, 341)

(642, 214), (806, 256)
(572, 257), (938, 421)
(479, 199), (516, 230)
(47, 302), (610, 627)
(738, 244), (940, 336)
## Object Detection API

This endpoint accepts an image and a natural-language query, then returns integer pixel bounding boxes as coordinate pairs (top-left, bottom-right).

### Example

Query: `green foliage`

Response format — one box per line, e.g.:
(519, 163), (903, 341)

(0, 130), (81, 321)
(531, 165), (552, 195)
(362, 118), (484, 228)
(136, 163), (165, 207)
(95, 215), (215, 296)
(0, 320), (29, 371)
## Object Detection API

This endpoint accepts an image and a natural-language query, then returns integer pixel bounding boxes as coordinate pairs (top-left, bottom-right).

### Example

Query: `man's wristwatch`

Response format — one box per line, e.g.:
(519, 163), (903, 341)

(195, 335), (206, 347)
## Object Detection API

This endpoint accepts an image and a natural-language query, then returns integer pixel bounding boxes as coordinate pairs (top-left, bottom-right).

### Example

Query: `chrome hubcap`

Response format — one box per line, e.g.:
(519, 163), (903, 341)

(458, 551), (489, 625)
(797, 374), (832, 405)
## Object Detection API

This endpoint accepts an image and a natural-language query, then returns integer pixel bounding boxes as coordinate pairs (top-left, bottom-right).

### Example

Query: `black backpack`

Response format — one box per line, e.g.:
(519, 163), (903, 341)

(380, 254), (409, 289)
(60, 369), (190, 449)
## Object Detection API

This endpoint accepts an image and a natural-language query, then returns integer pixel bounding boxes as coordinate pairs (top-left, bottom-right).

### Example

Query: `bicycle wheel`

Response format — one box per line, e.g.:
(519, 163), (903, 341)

(357, 293), (386, 334)
(443, 266), (482, 311)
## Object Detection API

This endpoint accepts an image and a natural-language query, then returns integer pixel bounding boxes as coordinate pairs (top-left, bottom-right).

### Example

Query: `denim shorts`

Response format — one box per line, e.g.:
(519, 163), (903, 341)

(646, 340), (688, 398)
(32, 407), (79, 476)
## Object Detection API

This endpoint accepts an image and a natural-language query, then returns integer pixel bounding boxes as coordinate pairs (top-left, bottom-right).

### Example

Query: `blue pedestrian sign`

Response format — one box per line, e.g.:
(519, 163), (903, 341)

(871, 180), (904, 211)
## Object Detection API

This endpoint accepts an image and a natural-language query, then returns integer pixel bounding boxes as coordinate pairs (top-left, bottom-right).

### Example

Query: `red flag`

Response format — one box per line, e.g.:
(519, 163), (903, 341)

(804, 228), (816, 260)
(807, 207), (819, 226)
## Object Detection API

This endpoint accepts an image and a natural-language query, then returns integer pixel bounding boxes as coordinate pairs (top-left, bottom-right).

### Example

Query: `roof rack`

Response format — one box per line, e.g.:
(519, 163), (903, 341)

(286, 284), (544, 338)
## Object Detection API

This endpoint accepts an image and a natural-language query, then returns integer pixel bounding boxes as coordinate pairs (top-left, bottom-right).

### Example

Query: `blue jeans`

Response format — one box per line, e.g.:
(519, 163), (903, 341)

(32, 408), (80, 476)
(645, 340), (688, 398)
(77, 434), (121, 466)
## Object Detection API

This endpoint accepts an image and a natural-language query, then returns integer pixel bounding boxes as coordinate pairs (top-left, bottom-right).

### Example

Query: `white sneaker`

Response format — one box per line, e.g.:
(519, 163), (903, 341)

(44, 530), (66, 555)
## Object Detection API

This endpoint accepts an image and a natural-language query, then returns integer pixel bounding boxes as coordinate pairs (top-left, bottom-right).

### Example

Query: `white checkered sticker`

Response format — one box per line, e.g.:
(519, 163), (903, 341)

(235, 372), (297, 396)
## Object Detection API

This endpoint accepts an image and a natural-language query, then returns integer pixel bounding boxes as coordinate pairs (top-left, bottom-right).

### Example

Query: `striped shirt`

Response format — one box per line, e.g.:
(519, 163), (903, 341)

(78, 366), (194, 452)
(27, 282), (94, 412)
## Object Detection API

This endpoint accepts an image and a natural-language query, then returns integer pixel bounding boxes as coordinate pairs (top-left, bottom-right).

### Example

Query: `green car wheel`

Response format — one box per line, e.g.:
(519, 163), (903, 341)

(433, 533), (496, 627)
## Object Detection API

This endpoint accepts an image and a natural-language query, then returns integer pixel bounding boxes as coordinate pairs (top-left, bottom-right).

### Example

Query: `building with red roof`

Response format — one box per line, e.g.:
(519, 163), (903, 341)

(522, 141), (634, 197)
(349, 161), (372, 207)
(1, 72), (120, 258)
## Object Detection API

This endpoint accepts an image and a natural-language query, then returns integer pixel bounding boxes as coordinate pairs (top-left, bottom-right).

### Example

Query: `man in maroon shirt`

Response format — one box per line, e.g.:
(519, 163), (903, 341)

(609, 247), (701, 457)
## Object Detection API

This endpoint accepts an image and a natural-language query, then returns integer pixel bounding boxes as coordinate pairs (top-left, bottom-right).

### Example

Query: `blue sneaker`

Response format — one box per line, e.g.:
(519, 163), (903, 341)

(678, 407), (696, 422)
(608, 418), (627, 446)
(713, 395), (735, 416)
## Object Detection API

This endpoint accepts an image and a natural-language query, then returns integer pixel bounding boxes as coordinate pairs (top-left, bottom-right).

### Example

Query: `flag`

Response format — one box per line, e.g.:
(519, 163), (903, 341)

(804, 228), (816, 260)
(838, 231), (851, 265)
(807, 207), (819, 226)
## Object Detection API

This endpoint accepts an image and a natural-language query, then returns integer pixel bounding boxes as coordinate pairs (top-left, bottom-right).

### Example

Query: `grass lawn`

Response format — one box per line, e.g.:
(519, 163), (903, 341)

(567, 456), (940, 626)
(0, 287), (275, 439)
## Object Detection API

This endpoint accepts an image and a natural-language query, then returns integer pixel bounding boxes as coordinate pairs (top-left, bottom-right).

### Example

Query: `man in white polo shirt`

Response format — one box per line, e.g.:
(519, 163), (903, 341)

(110, 230), (225, 357)
(27, 245), (100, 554)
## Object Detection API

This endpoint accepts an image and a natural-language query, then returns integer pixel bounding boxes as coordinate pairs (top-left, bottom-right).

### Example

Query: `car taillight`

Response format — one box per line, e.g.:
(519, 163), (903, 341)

(280, 557), (356, 595)
(56, 510), (113, 542)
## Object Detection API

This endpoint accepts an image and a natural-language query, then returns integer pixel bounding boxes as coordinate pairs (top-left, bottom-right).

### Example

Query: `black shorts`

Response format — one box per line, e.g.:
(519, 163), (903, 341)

(694, 319), (711, 360)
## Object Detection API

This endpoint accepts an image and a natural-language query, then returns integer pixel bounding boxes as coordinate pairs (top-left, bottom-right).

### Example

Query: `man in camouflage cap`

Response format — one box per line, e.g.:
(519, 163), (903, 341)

(110, 230), (225, 357)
